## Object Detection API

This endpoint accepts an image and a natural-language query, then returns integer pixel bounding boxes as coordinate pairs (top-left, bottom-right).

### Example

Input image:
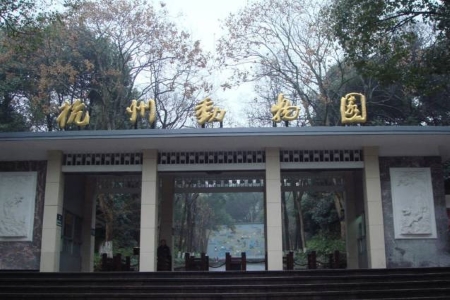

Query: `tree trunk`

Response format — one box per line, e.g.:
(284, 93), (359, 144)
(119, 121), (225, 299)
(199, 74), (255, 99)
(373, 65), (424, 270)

(293, 191), (306, 250)
(177, 195), (187, 253)
(185, 193), (199, 253)
(185, 195), (193, 252)
(190, 197), (198, 252)
(97, 193), (115, 257)
(282, 191), (290, 250)
(334, 192), (346, 239)
(98, 194), (114, 241)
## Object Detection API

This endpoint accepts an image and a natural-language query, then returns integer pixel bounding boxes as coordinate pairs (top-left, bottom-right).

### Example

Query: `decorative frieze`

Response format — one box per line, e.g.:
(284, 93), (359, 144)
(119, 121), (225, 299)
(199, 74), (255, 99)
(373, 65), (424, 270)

(280, 149), (362, 163)
(281, 173), (345, 192)
(62, 153), (143, 172)
(159, 151), (265, 165)
(158, 151), (266, 171)
(280, 149), (363, 169)
(173, 174), (265, 193)
(63, 153), (142, 166)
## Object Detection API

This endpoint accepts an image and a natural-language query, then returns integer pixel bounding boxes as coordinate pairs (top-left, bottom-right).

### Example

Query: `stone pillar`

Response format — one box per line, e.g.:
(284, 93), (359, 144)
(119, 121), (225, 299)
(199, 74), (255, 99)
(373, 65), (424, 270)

(362, 147), (386, 268)
(139, 150), (159, 272)
(81, 177), (96, 272)
(40, 151), (64, 272)
(159, 175), (174, 264)
(265, 148), (283, 270)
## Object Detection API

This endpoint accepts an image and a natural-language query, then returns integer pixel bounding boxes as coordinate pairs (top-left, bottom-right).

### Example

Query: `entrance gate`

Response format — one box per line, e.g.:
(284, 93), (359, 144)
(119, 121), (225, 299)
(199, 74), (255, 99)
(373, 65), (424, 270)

(280, 172), (363, 269)
(60, 173), (141, 272)
(165, 172), (266, 271)
(58, 149), (365, 272)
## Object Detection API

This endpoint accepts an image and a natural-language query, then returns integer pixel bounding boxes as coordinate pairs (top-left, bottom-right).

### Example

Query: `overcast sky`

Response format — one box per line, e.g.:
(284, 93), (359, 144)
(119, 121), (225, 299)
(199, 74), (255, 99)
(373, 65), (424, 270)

(164, 0), (247, 51)
(163, 0), (257, 126)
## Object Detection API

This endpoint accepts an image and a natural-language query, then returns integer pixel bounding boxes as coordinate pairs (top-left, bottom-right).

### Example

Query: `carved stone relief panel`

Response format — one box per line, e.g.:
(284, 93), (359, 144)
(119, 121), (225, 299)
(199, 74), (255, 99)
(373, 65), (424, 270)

(390, 168), (437, 239)
(0, 172), (37, 241)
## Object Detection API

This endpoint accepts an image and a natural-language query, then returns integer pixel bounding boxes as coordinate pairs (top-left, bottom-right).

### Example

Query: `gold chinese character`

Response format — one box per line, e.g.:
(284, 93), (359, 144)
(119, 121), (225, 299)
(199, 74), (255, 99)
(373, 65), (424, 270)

(195, 97), (226, 126)
(67, 100), (90, 126)
(270, 93), (300, 123)
(126, 99), (156, 126)
(340, 93), (367, 124)
(148, 99), (156, 124)
(56, 102), (71, 128)
(56, 99), (90, 129)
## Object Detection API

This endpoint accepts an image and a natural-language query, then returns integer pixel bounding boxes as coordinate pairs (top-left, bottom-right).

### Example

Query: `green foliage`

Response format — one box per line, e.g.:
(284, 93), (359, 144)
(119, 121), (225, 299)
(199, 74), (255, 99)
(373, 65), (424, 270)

(292, 231), (346, 268)
(0, 0), (44, 34)
(320, 41), (450, 125)
(0, 0), (68, 57)
(329, 0), (446, 64)
(95, 193), (140, 258)
(301, 192), (340, 235)
(329, 0), (450, 122)
(0, 17), (136, 131)
(0, 94), (29, 132)
(0, 0), (211, 132)
(92, 248), (139, 272)
(110, 194), (140, 249)
(94, 191), (141, 271)
(93, 252), (102, 272)
(306, 232), (345, 258)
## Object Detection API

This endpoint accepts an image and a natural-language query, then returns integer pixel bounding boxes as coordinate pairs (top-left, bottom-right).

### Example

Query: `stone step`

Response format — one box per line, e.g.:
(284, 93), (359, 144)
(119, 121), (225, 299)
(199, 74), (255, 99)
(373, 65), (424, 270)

(1, 288), (450, 300)
(1, 272), (450, 286)
(0, 281), (449, 297)
(1, 268), (450, 299)
(1, 277), (450, 288)
(1, 267), (450, 279)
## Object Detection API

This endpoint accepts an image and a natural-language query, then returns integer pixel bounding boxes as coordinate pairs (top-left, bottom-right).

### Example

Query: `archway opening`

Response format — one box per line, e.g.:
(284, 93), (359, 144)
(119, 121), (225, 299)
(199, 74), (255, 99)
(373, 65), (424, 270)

(280, 171), (359, 269)
(167, 172), (266, 271)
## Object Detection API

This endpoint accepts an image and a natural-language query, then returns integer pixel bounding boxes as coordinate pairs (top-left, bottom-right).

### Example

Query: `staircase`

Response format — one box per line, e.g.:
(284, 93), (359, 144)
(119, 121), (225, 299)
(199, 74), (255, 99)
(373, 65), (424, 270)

(1, 267), (450, 299)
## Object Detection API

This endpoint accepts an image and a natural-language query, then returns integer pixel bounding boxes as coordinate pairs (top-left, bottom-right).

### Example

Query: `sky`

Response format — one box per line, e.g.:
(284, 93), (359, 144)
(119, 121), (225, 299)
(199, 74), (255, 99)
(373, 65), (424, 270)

(164, 0), (246, 51)
(163, 0), (254, 126)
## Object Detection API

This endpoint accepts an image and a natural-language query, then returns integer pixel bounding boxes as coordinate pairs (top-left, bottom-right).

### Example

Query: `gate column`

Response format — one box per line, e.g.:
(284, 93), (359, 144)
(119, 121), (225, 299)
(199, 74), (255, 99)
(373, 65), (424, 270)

(140, 150), (159, 271)
(363, 147), (386, 268)
(40, 150), (64, 272)
(265, 148), (283, 270)
(81, 178), (96, 272)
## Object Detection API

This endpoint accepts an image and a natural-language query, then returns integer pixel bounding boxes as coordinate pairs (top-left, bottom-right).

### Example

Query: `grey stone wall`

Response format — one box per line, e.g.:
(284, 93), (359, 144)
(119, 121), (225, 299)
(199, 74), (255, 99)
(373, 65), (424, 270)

(380, 157), (450, 268)
(0, 161), (46, 270)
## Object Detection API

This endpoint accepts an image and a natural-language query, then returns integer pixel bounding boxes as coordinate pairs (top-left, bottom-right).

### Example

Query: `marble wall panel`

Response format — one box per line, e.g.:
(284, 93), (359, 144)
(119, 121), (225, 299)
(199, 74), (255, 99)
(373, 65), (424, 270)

(0, 161), (46, 270)
(390, 168), (437, 239)
(0, 172), (37, 241)
(380, 157), (450, 268)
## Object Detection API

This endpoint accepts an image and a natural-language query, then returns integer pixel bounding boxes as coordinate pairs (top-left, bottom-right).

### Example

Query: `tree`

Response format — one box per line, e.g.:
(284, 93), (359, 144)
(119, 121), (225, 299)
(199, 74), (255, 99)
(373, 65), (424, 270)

(247, 67), (305, 127)
(68, 0), (212, 129)
(173, 190), (264, 257)
(0, 0), (54, 34)
(329, 0), (450, 93)
(323, 27), (450, 126)
(217, 0), (345, 126)
(0, 18), (134, 131)
(1, 0), (213, 132)
(174, 192), (235, 254)
(221, 193), (264, 223)
(0, 1), (71, 131)
(323, 61), (417, 126)
(0, 32), (31, 132)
